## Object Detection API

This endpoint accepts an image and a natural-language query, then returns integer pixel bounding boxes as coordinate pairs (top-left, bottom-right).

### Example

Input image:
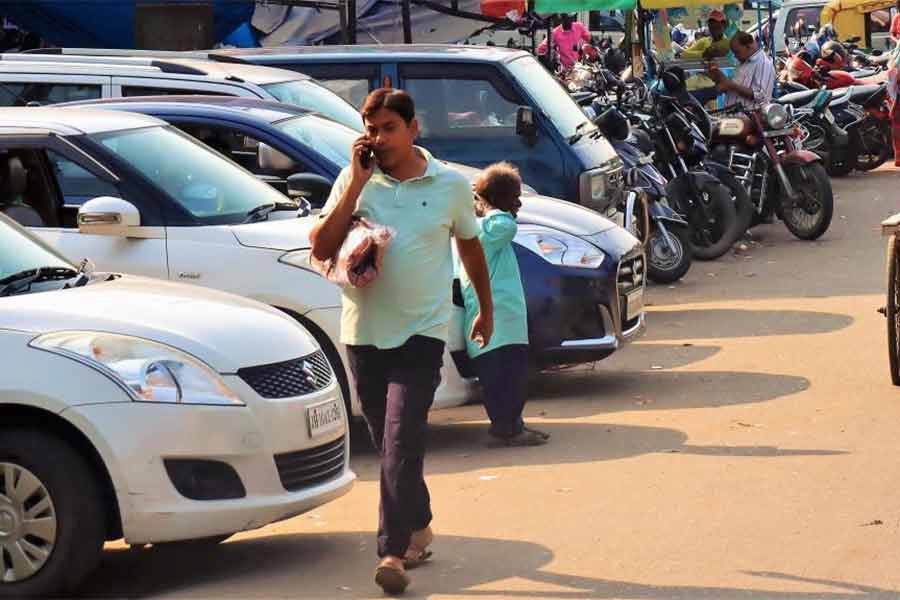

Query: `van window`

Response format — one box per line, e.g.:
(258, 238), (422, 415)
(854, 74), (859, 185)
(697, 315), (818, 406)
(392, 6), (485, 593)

(0, 82), (101, 107)
(402, 78), (519, 140)
(784, 7), (822, 37)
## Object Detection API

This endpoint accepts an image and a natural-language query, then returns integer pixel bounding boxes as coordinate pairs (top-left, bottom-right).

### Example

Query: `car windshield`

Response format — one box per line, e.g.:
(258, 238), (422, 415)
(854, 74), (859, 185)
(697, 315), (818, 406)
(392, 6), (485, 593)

(263, 79), (364, 132)
(506, 55), (596, 139)
(89, 125), (290, 225)
(0, 215), (72, 280)
(273, 114), (357, 168)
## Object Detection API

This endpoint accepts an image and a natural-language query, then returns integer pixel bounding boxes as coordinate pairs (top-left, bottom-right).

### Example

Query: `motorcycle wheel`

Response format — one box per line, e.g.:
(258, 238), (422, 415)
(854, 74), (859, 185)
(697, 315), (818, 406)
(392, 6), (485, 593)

(782, 162), (834, 241)
(676, 181), (739, 261)
(646, 222), (693, 284)
(825, 151), (854, 177)
(714, 168), (754, 235)
(853, 121), (891, 172)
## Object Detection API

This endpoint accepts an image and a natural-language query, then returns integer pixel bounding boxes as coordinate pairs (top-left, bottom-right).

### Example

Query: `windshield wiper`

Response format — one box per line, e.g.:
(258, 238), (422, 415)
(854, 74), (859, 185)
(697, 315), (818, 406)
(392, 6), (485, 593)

(569, 121), (591, 145)
(0, 266), (78, 297)
(242, 200), (300, 224)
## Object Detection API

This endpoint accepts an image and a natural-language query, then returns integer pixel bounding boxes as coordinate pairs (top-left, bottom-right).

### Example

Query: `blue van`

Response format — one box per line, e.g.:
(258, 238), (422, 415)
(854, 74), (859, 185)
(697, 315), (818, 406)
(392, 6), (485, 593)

(206, 45), (625, 212)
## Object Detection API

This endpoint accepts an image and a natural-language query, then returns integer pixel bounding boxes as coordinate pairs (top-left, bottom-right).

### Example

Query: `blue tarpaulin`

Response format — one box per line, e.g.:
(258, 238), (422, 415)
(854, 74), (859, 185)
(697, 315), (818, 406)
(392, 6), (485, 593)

(0, 1), (254, 48)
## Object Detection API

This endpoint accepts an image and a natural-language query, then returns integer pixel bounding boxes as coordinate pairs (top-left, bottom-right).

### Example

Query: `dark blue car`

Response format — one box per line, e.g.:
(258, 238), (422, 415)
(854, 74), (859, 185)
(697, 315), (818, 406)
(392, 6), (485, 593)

(63, 96), (645, 372)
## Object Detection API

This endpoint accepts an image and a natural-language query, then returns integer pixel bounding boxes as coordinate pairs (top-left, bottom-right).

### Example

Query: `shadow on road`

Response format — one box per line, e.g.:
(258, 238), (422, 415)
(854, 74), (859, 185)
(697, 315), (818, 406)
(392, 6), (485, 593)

(644, 308), (854, 341)
(84, 532), (894, 599)
(524, 369), (811, 418)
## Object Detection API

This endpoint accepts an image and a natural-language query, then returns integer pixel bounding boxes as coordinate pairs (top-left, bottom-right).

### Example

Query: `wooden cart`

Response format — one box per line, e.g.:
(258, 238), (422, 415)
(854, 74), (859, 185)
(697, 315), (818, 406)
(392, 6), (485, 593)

(881, 213), (900, 384)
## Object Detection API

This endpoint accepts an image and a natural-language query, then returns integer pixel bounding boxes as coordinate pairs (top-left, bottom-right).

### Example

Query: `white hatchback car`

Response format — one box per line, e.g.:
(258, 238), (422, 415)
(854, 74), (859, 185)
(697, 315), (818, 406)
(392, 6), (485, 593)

(0, 213), (354, 597)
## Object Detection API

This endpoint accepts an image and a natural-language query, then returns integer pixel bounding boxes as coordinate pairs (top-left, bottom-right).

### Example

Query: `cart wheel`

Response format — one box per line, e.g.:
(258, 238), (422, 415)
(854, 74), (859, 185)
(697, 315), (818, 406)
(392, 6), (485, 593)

(888, 234), (900, 385)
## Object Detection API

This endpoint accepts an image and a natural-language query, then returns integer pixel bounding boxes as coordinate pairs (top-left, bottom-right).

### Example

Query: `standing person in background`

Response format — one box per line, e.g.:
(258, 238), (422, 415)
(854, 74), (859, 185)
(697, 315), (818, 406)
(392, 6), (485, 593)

(890, 0), (900, 44)
(310, 88), (494, 595)
(677, 10), (730, 59)
(462, 162), (550, 447)
(538, 13), (591, 70)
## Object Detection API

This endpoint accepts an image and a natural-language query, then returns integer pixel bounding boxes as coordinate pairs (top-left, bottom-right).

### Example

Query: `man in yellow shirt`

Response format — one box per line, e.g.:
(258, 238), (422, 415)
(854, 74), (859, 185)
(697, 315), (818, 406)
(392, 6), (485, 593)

(678, 10), (730, 59)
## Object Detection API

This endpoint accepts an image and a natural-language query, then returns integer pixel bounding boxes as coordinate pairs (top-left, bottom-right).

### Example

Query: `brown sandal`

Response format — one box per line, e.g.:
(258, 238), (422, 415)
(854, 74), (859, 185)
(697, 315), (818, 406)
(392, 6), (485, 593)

(374, 564), (410, 595)
(403, 548), (433, 569)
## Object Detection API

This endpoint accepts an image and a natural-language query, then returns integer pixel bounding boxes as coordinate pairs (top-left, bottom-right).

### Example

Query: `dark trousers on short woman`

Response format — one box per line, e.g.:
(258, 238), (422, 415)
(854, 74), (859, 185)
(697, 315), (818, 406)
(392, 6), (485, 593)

(472, 344), (530, 437)
(346, 335), (444, 558)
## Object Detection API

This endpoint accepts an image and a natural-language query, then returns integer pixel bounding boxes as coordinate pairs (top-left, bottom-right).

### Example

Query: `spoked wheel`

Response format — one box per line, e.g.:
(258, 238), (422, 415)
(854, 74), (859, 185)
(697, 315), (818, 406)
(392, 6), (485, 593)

(854, 121), (891, 172)
(887, 234), (900, 385)
(782, 163), (834, 241)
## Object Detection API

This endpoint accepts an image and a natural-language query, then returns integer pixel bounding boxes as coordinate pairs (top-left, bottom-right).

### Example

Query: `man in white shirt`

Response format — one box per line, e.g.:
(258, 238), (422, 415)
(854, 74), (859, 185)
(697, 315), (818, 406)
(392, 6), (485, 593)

(707, 32), (776, 109)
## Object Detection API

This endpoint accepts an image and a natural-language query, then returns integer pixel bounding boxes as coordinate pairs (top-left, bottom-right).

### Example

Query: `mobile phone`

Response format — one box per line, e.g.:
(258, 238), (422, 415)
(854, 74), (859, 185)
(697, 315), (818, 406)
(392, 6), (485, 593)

(359, 144), (373, 169)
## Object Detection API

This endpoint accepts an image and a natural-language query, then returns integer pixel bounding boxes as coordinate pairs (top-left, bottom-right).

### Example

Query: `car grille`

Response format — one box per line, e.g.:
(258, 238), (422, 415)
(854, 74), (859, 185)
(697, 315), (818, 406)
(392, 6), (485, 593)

(617, 253), (645, 330)
(274, 436), (345, 492)
(238, 351), (333, 399)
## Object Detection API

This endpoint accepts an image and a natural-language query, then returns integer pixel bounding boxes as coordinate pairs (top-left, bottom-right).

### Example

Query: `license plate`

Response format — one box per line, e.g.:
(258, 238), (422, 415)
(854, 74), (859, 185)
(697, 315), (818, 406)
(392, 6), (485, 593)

(307, 399), (342, 438)
(626, 288), (644, 321)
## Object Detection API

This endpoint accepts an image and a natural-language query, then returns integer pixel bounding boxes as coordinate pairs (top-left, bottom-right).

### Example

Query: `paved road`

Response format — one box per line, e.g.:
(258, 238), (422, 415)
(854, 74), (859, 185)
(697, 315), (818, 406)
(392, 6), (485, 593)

(83, 167), (900, 599)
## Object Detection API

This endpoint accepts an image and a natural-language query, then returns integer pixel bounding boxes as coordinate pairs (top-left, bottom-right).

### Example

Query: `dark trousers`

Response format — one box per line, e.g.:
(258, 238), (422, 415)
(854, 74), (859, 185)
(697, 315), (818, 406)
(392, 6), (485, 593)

(346, 335), (444, 558)
(472, 344), (530, 438)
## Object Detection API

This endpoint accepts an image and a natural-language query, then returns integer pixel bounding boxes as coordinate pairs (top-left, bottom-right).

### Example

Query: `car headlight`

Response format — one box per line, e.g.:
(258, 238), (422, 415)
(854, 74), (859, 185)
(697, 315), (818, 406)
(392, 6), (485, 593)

(515, 225), (605, 269)
(763, 103), (788, 129)
(31, 332), (243, 406)
(279, 249), (314, 271)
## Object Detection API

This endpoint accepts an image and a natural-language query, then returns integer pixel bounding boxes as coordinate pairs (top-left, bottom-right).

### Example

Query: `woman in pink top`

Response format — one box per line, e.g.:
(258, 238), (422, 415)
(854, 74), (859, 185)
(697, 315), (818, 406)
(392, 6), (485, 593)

(537, 13), (591, 70)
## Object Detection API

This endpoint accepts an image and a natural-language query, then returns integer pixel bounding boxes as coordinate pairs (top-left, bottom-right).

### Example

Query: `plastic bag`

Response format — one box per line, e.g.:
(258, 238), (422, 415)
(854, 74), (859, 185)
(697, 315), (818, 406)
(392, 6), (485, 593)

(311, 217), (395, 288)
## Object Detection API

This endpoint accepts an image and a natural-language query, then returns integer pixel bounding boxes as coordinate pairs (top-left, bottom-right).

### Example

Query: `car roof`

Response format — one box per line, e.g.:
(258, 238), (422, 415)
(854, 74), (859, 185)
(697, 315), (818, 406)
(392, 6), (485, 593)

(0, 107), (163, 135)
(212, 44), (531, 64)
(62, 95), (312, 124)
(0, 54), (307, 85)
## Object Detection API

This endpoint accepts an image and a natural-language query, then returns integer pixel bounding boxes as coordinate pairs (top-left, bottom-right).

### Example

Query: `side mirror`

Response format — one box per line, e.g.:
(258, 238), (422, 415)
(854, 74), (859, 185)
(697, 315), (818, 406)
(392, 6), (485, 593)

(515, 106), (538, 145)
(287, 173), (332, 208)
(78, 196), (140, 237)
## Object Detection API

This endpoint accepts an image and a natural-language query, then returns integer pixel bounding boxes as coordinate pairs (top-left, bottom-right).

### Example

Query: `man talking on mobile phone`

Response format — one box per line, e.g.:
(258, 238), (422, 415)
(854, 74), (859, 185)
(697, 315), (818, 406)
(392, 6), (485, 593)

(310, 88), (494, 595)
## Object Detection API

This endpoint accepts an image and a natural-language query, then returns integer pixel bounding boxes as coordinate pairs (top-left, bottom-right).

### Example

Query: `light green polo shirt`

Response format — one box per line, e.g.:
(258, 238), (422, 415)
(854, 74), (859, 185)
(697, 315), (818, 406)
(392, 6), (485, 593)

(459, 210), (528, 358)
(322, 147), (479, 349)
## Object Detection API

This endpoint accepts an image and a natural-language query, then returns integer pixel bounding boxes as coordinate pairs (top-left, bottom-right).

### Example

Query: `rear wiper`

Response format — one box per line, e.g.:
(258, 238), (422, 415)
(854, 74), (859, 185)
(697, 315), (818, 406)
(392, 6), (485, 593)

(569, 121), (591, 145)
(0, 266), (78, 297)
(242, 200), (300, 224)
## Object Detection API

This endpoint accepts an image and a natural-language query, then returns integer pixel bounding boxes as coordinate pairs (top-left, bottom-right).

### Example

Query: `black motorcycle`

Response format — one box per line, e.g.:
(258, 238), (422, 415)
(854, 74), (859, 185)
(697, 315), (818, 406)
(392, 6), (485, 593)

(595, 107), (693, 283)
(628, 90), (742, 260)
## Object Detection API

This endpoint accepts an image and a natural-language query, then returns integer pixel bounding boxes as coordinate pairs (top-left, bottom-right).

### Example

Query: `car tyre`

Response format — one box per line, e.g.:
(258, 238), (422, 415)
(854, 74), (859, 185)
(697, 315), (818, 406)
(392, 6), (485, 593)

(0, 429), (105, 598)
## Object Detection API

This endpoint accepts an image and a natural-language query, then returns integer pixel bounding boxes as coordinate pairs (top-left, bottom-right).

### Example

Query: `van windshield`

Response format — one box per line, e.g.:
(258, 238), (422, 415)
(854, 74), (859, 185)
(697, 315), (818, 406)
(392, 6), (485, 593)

(263, 79), (363, 132)
(506, 55), (596, 140)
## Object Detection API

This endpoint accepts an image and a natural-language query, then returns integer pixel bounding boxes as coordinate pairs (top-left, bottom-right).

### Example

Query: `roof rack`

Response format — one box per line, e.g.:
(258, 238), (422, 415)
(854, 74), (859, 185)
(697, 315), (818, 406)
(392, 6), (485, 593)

(24, 47), (251, 64)
(0, 53), (209, 76)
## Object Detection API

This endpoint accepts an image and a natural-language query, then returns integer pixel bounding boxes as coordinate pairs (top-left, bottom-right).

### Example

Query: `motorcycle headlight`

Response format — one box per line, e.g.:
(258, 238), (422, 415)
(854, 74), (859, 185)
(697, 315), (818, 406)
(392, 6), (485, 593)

(579, 169), (607, 207)
(763, 103), (789, 130)
(515, 225), (605, 269)
(31, 332), (243, 406)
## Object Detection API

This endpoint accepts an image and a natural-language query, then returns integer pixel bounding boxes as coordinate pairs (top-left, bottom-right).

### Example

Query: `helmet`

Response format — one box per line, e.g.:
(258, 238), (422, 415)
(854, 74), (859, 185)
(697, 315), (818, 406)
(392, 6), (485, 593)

(819, 40), (846, 69)
(581, 43), (599, 60)
(594, 107), (630, 141)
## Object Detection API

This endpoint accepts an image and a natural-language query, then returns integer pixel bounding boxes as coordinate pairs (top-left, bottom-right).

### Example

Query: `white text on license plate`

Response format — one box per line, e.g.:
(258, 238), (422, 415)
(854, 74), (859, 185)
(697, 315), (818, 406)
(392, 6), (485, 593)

(307, 399), (342, 438)
(626, 288), (644, 321)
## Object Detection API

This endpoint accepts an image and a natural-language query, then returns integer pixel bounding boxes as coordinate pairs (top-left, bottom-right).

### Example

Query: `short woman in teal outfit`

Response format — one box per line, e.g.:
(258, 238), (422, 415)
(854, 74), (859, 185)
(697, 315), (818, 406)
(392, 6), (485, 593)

(461, 163), (549, 447)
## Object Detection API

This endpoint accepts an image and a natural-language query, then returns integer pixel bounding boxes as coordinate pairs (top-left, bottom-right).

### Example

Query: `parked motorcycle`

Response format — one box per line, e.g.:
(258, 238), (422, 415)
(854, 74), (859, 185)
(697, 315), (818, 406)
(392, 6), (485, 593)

(709, 103), (834, 240)
(595, 107), (693, 283)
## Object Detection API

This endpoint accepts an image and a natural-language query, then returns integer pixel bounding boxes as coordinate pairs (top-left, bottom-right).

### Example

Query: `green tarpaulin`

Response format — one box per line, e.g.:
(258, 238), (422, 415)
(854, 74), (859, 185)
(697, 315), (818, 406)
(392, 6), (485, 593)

(535, 0), (636, 12)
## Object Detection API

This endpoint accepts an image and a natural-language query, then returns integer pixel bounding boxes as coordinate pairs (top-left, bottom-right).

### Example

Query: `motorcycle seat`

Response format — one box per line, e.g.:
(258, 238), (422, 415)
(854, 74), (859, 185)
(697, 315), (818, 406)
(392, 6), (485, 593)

(846, 83), (885, 104)
(776, 88), (820, 107)
(848, 68), (877, 79)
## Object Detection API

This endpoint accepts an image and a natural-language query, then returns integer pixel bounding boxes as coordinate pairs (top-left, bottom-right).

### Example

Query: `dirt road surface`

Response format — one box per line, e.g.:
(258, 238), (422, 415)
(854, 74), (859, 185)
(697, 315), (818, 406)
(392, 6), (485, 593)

(82, 167), (900, 599)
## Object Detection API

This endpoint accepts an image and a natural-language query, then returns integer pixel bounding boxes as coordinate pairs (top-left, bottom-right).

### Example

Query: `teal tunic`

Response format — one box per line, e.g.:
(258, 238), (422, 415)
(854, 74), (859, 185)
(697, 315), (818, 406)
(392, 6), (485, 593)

(460, 210), (529, 358)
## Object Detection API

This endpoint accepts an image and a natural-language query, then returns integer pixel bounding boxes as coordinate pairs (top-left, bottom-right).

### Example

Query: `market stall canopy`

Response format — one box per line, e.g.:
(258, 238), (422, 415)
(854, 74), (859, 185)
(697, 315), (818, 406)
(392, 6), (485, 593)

(535, 0), (637, 12)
